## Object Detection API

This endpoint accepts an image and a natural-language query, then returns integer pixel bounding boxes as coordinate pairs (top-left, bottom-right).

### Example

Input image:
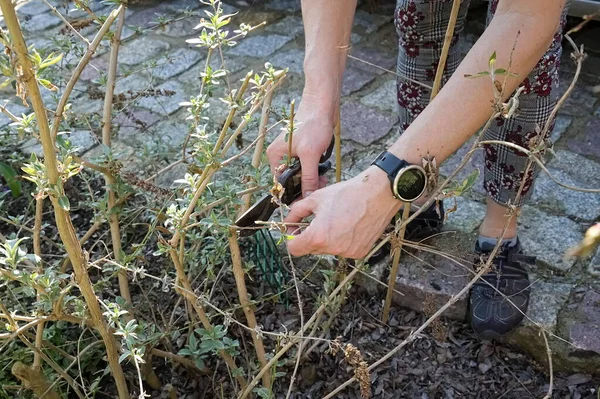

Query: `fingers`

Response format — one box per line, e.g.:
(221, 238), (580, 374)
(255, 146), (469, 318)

(283, 198), (318, 256)
(298, 150), (321, 198)
(284, 197), (315, 225)
(266, 136), (287, 176)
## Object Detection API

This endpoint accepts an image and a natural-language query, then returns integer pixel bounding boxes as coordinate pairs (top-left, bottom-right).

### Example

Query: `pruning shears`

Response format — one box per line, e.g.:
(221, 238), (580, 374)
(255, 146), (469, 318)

(235, 139), (334, 237)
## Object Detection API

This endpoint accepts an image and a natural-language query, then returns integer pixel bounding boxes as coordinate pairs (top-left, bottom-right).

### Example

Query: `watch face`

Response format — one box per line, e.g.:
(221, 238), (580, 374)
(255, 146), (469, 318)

(394, 166), (427, 202)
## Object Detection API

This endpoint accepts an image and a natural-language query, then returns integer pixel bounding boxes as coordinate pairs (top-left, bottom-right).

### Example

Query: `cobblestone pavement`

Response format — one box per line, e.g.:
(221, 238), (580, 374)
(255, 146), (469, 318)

(3, 0), (600, 372)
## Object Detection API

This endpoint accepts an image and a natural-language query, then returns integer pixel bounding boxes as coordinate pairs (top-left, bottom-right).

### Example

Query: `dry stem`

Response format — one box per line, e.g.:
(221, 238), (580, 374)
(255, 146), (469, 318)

(228, 228), (271, 388)
(430, 0), (461, 100)
(100, 8), (132, 307)
(240, 84), (274, 213)
(381, 203), (411, 323)
(50, 7), (121, 141)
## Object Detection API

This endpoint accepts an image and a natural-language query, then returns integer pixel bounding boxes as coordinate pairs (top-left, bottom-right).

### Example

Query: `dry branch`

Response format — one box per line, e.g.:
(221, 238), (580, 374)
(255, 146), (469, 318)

(228, 228), (271, 388)
(100, 7), (132, 307)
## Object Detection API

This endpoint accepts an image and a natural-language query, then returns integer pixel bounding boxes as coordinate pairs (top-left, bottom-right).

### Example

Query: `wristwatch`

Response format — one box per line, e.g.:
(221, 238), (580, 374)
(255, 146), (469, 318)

(371, 151), (428, 203)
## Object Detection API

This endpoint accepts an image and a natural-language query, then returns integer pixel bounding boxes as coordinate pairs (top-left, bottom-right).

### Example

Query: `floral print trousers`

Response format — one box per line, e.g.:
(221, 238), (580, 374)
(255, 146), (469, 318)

(394, 0), (569, 206)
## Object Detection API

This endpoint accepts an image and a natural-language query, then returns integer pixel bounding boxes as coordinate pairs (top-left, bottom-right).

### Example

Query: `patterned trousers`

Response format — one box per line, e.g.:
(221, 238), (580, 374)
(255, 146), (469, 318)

(394, 0), (569, 206)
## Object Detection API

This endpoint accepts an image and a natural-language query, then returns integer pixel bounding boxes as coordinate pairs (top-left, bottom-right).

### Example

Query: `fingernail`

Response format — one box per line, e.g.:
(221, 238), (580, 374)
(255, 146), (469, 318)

(304, 191), (313, 198)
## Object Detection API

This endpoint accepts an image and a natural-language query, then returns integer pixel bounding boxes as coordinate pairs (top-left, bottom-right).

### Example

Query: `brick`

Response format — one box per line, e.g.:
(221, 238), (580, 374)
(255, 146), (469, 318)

(360, 80), (397, 113)
(119, 36), (170, 66)
(341, 67), (374, 96)
(151, 48), (204, 80)
(348, 46), (397, 76)
(567, 118), (600, 159)
(137, 80), (187, 115)
(228, 34), (291, 58)
(518, 205), (583, 272)
(269, 48), (304, 74)
(340, 101), (395, 145)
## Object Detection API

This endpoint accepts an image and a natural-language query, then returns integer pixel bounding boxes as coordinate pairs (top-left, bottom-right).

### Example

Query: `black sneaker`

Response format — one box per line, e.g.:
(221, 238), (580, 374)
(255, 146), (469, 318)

(369, 201), (444, 263)
(469, 239), (534, 339)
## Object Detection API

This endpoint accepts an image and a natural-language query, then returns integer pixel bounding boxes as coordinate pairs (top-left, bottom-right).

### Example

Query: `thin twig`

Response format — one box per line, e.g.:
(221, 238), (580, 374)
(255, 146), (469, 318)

(541, 329), (553, 399)
(381, 203), (411, 323)
(100, 7), (132, 307)
(43, 0), (90, 44)
(50, 7), (121, 141)
(430, 0), (461, 100)
(228, 228), (271, 388)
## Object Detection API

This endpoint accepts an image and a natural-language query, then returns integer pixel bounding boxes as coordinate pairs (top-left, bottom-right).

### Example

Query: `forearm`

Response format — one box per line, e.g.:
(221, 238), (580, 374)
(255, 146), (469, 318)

(301, 0), (357, 124)
(389, 1), (566, 165)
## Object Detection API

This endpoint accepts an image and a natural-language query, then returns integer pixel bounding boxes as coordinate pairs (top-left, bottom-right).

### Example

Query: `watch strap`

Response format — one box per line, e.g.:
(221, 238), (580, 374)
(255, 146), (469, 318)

(371, 151), (410, 183)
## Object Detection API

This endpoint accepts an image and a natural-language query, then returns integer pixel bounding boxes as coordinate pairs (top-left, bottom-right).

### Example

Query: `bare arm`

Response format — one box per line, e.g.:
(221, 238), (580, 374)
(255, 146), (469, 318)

(389, 0), (566, 164)
(300, 0), (357, 124)
(267, 0), (357, 197)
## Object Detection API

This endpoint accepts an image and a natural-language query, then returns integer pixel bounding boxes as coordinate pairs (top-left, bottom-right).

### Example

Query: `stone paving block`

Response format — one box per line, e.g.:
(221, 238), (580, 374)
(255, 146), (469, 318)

(115, 109), (161, 139)
(22, 130), (98, 157)
(21, 12), (61, 32)
(360, 80), (397, 114)
(348, 47), (397, 76)
(340, 101), (395, 146)
(264, 16), (303, 38)
(152, 120), (189, 148)
(533, 167), (600, 221)
(567, 117), (600, 159)
(80, 57), (109, 82)
(155, 162), (189, 189)
(440, 138), (486, 196)
(518, 205), (582, 272)
(354, 10), (392, 34)
(157, 16), (200, 38)
(342, 67), (375, 96)
(228, 34), (291, 58)
(269, 48), (304, 74)
(560, 84), (599, 117)
(152, 48), (204, 80)
(115, 72), (155, 95)
(549, 114), (572, 143)
(547, 150), (600, 187)
(265, 0), (301, 12)
(568, 290), (600, 357)
(119, 36), (170, 66)
(522, 281), (572, 330)
(16, 0), (52, 15)
(137, 80), (187, 115)
(391, 231), (473, 320)
(70, 96), (103, 115)
(444, 197), (486, 234)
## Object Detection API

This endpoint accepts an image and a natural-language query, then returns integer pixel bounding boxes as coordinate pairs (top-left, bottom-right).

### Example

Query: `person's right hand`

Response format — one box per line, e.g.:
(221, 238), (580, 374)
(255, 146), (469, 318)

(266, 104), (335, 198)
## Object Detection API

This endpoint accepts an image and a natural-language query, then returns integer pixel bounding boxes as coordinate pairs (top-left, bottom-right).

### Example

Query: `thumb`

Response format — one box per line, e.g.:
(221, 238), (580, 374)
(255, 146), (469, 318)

(284, 198), (317, 256)
(299, 152), (321, 198)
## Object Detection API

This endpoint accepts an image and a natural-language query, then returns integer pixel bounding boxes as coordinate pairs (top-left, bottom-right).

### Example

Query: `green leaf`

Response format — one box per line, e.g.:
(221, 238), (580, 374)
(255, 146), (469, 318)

(253, 387), (272, 399)
(489, 51), (497, 69)
(460, 169), (480, 193)
(0, 161), (22, 197)
(57, 195), (70, 210)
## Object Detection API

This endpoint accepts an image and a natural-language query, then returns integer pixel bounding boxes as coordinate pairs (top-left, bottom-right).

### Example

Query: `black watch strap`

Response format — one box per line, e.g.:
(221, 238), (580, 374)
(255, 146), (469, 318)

(371, 151), (410, 183)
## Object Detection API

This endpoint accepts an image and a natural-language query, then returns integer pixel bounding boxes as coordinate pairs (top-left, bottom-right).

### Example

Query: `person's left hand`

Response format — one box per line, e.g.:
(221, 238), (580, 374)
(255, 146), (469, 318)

(283, 165), (402, 259)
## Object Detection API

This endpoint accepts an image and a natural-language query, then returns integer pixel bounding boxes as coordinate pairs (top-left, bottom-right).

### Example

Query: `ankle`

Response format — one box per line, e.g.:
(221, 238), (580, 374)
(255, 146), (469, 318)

(478, 222), (517, 240)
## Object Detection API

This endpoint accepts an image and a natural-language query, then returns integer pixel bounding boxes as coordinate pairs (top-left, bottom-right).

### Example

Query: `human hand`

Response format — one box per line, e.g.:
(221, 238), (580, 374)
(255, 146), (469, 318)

(266, 104), (334, 198)
(283, 166), (402, 259)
